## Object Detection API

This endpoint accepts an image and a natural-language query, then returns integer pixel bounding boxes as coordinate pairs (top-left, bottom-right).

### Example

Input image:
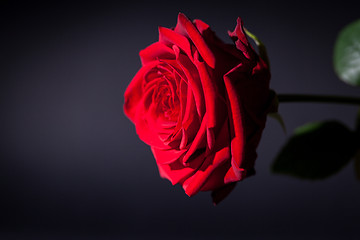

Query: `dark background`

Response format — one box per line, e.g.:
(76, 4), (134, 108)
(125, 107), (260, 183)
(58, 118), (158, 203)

(1, 0), (360, 239)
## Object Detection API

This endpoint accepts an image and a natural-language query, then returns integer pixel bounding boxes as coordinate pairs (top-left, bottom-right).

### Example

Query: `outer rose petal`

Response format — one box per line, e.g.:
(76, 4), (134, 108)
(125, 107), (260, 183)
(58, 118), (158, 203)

(157, 160), (195, 186)
(175, 13), (216, 69)
(151, 147), (187, 165)
(159, 26), (193, 60)
(183, 146), (230, 197)
(228, 17), (257, 62)
(182, 119), (231, 196)
(193, 19), (210, 34)
(223, 64), (247, 183)
(223, 59), (271, 183)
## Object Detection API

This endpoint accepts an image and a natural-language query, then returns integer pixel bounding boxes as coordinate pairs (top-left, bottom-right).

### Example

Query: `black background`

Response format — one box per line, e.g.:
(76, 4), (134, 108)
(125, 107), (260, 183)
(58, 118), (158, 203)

(1, 1), (360, 239)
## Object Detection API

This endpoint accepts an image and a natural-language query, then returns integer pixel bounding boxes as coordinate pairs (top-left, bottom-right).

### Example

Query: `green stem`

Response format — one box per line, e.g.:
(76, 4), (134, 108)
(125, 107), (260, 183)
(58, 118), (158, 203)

(277, 94), (360, 105)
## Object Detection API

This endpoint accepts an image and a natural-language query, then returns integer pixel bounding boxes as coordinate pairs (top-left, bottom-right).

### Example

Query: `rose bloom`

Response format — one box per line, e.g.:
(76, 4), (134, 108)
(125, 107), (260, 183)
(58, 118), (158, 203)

(124, 13), (273, 204)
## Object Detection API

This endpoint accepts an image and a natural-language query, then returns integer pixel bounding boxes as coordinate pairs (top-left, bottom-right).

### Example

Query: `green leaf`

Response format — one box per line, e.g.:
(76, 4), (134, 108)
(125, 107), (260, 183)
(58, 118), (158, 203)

(272, 121), (358, 180)
(334, 19), (360, 86)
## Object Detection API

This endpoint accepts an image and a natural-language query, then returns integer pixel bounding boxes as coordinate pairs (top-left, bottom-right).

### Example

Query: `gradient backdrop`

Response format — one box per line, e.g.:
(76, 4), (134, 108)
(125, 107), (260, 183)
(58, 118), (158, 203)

(1, 1), (360, 239)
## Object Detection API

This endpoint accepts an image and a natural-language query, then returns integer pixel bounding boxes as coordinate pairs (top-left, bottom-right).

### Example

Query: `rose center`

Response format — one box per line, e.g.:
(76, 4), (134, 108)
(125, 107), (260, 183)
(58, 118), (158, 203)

(143, 64), (181, 122)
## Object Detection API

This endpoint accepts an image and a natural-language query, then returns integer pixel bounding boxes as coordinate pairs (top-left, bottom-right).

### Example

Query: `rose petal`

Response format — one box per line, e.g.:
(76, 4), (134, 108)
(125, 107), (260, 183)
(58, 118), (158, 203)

(134, 97), (174, 149)
(175, 47), (205, 118)
(151, 147), (187, 165)
(228, 17), (256, 61)
(175, 13), (216, 69)
(194, 51), (229, 150)
(146, 99), (176, 135)
(223, 63), (247, 183)
(159, 26), (193, 61)
(182, 121), (231, 196)
(193, 19), (210, 34)
(182, 82), (200, 137)
(182, 113), (208, 164)
(198, 121), (233, 192)
(193, 51), (217, 129)
(183, 145), (230, 197)
(157, 159), (196, 186)
(124, 61), (160, 121)
(140, 42), (175, 65)
(223, 60), (271, 183)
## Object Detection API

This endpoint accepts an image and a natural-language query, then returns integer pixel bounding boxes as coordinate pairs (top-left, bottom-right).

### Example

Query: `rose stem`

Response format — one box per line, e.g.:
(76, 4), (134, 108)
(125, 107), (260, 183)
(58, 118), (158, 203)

(277, 94), (360, 105)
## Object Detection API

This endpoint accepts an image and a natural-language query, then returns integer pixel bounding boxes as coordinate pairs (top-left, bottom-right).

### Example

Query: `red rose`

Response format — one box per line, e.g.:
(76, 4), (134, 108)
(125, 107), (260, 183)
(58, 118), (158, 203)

(124, 13), (273, 204)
